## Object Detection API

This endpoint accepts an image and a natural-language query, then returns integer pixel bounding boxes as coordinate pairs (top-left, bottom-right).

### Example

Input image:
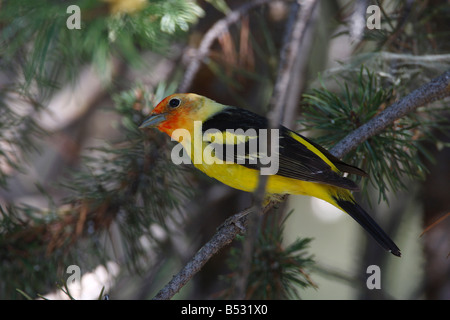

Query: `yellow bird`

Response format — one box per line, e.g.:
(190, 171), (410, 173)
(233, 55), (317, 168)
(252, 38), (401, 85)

(140, 93), (400, 257)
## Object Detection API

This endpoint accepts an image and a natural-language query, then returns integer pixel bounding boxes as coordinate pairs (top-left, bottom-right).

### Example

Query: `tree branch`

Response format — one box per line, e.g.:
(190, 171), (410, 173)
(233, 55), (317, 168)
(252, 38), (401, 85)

(151, 207), (249, 300)
(330, 70), (450, 158)
(178, 0), (278, 93)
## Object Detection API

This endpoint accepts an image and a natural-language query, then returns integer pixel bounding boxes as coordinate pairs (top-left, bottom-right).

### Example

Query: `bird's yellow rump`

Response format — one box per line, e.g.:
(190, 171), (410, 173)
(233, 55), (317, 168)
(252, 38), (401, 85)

(140, 93), (401, 257)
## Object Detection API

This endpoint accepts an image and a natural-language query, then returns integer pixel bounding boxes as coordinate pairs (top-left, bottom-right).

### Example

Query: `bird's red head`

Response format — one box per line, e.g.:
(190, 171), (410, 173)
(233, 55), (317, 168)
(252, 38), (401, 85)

(139, 93), (206, 136)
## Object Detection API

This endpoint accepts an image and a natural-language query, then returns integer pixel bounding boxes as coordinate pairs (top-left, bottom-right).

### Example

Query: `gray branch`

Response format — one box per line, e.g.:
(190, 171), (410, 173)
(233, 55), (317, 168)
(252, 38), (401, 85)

(330, 70), (450, 158)
(152, 209), (251, 300)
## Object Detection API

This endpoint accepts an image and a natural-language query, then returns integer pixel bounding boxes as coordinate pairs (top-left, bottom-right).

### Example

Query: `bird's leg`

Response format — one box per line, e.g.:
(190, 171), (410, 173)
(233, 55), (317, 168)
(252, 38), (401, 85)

(220, 207), (253, 234)
(262, 193), (288, 212)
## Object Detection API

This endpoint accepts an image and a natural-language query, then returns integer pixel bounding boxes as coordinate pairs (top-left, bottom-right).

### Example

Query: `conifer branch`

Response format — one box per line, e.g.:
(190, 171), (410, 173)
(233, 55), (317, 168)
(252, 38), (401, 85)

(330, 70), (450, 158)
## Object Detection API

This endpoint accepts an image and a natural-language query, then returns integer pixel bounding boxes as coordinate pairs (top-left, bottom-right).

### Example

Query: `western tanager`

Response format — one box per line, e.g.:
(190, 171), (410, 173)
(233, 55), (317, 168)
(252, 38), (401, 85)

(140, 93), (401, 257)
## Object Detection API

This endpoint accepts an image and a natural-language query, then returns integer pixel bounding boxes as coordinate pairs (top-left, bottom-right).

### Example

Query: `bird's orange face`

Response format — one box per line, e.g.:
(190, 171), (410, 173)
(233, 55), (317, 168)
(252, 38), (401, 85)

(140, 93), (204, 136)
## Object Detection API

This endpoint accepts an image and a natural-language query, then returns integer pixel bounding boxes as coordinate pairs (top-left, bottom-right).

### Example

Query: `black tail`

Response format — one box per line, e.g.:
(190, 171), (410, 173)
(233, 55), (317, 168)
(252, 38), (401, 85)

(334, 198), (401, 257)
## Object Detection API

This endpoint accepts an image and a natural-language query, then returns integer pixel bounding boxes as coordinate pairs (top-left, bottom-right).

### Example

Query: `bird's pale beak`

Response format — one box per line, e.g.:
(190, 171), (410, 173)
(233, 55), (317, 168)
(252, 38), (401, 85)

(139, 113), (167, 128)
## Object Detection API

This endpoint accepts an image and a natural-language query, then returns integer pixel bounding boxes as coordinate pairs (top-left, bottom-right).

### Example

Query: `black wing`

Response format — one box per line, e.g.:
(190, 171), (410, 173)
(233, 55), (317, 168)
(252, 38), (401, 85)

(202, 107), (364, 191)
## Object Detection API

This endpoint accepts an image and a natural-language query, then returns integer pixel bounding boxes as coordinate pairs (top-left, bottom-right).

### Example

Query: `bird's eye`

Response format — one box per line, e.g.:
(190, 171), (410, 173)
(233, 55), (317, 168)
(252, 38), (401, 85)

(169, 98), (181, 108)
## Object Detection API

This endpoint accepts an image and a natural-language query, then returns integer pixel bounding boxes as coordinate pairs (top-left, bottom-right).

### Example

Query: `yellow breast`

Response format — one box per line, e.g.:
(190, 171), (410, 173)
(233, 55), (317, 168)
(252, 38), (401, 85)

(172, 126), (346, 207)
